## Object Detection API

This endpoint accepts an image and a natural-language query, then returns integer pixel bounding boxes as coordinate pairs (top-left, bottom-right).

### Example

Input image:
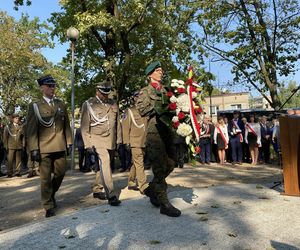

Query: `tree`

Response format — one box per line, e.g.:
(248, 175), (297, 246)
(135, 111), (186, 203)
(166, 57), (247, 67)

(195, 0), (300, 109)
(278, 80), (300, 108)
(50, 0), (207, 106)
(0, 12), (69, 116)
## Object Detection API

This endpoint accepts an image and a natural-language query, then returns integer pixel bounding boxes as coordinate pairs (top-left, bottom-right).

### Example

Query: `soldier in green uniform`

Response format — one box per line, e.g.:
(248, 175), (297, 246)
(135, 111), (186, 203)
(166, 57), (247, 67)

(26, 75), (72, 217)
(136, 61), (181, 217)
(3, 114), (24, 178)
(80, 81), (121, 206)
(123, 92), (149, 193)
(0, 117), (7, 177)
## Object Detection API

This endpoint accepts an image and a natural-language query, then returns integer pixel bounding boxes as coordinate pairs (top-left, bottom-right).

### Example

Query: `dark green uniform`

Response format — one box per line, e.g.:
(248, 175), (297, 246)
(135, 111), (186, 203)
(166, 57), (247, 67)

(26, 97), (72, 210)
(136, 85), (174, 204)
(3, 123), (24, 176)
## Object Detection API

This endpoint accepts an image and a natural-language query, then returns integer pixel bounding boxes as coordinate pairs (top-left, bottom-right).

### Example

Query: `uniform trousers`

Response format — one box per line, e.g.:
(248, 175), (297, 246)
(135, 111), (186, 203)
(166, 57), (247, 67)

(93, 147), (115, 198)
(7, 149), (22, 175)
(128, 147), (148, 193)
(39, 151), (66, 210)
(230, 136), (243, 162)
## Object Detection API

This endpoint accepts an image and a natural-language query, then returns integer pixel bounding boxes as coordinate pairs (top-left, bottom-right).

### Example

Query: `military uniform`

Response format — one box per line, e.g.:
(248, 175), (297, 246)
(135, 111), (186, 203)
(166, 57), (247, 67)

(81, 94), (122, 201)
(136, 84), (175, 203)
(3, 120), (24, 176)
(123, 105), (149, 193)
(26, 76), (72, 214)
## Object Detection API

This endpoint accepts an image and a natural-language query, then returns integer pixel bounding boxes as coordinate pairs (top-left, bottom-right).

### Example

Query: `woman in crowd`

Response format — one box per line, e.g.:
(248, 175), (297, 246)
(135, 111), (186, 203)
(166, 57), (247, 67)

(214, 116), (229, 164)
(245, 115), (261, 165)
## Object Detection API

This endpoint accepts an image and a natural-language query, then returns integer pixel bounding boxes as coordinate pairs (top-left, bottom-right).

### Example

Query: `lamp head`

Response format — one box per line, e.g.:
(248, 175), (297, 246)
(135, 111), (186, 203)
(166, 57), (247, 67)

(67, 27), (79, 42)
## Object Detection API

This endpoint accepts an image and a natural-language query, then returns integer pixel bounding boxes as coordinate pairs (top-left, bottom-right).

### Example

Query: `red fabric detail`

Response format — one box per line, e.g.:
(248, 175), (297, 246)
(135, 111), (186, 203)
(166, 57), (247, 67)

(150, 82), (162, 91)
(177, 87), (186, 93)
(246, 123), (257, 137)
(188, 85), (200, 139)
(217, 126), (227, 145)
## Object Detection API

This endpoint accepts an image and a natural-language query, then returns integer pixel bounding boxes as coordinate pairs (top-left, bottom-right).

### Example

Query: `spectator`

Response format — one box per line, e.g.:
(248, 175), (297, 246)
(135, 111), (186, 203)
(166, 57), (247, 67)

(208, 117), (217, 163)
(0, 117), (6, 177)
(199, 116), (211, 164)
(259, 115), (271, 164)
(228, 110), (244, 165)
(271, 118), (280, 164)
(223, 116), (231, 163)
(245, 115), (261, 165)
(214, 117), (229, 164)
(241, 117), (250, 163)
(74, 127), (89, 172)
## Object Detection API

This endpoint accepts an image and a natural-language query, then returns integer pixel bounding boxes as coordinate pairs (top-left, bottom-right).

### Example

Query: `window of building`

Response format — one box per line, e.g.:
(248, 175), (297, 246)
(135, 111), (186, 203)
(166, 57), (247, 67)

(211, 106), (219, 115)
(231, 104), (242, 110)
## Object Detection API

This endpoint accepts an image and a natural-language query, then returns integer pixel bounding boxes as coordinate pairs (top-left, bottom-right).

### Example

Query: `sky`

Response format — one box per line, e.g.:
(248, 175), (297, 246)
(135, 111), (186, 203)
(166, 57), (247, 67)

(1, 0), (299, 97)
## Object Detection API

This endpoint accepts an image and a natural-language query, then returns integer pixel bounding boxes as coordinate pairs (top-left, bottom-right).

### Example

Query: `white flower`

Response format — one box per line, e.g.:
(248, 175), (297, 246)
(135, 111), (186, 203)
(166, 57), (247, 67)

(171, 79), (178, 83)
(170, 96), (177, 103)
(172, 116), (179, 123)
(178, 80), (185, 85)
(176, 108), (181, 115)
(185, 135), (191, 145)
(171, 82), (179, 87)
(176, 123), (193, 137)
(177, 94), (190, 113)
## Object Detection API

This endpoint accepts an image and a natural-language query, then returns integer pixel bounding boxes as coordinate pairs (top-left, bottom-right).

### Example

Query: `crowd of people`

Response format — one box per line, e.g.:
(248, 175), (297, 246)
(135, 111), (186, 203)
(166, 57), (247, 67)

(0, 61), (295, 220)
(197, 111), (281, 166)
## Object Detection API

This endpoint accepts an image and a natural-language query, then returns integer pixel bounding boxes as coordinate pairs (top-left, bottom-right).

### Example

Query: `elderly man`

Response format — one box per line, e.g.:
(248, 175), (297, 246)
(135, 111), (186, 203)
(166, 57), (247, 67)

(136, 61), (181, 217)
(26, 75), (72, 217)
(80, 81), (121, 206)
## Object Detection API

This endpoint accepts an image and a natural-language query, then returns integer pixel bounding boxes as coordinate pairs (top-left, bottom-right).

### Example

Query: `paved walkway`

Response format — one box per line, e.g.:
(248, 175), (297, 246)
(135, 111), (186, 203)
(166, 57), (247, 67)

(0, 184), (300, 250)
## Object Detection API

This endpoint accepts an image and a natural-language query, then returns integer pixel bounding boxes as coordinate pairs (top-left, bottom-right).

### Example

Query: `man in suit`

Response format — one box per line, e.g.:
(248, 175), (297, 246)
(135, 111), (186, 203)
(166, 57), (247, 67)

(259, 115), (271, 164)
(80, 81), (121, 206)
(26, 75), (72, 217)
(3, 114), (24, 177)
(228, 110), (244, 165)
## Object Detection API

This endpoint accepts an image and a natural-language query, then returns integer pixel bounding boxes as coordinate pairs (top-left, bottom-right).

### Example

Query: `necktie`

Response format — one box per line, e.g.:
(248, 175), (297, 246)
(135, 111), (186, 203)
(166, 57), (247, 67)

(49, 100), (54, 107)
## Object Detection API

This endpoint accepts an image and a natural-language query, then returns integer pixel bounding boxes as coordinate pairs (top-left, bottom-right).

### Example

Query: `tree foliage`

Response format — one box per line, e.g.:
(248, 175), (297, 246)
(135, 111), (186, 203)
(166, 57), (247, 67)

(50, 0), (210, 107)
(278, 80), (300, 108)
(0, 11), (69, 116)
(195, 0), (300, 109)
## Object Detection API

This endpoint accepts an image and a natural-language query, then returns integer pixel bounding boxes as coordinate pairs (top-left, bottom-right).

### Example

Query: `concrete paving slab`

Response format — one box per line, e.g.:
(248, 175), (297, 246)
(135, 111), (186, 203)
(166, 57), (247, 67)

(0, 184), (299, 250)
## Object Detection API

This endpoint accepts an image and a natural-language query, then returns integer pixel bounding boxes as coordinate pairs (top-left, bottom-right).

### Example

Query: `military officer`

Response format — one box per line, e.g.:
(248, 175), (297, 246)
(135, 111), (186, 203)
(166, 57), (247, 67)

(26, 75), (72, 217)
(136, 61), (181, 217)
(0, 117), (7, 177)
(123, 92), (149, 193)
(80, 81), (121, 206)
(3, 114), (24, 177)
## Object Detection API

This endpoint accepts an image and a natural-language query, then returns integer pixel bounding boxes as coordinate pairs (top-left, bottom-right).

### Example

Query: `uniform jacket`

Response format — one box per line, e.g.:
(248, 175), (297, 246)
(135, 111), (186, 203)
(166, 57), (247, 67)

(26, 97), (72, 154)
(136, 84), (167, 134)
(122, 106), (148, 148)
(80, 96), (122, 150)
(3, 123), (24, 150)
(228, 118), (244, 138)
(260, 122), (271, 140)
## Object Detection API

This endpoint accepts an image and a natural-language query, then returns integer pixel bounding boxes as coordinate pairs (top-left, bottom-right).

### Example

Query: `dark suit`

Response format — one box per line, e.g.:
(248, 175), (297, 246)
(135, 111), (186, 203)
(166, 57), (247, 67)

(259, 123), (271, 163)
(228, 119), (244, 163)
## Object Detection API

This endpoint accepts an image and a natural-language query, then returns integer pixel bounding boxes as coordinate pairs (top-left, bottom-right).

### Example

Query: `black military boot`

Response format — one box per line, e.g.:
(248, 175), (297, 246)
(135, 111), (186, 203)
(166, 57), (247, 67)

(108, 196), (121, 206)
(144, 186), (160, 207)
(160, 201), (181, 217)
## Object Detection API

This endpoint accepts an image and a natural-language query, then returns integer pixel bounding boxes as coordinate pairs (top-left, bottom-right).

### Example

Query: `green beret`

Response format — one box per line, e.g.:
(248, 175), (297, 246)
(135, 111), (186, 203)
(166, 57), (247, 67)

(145, 61), (161, 76)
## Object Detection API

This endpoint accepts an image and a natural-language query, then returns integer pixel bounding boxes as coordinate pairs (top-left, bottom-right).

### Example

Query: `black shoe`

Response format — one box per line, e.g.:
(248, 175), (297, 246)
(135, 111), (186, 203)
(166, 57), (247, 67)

(7, 174), (13, 178)
(237, 162), (242, 165)
(45, 208), (55, 218)
(108, 196), (121, 206)
(144, 186), (160, 207)
(231, 161), (236, 165)
(128, 185), (139, 191)
(15, 173), (22, 177)
(205, 162), (211, 165)
(160, 201), (181, 217)
(0, 172), (6, 177)
(179, 164), (184, 168)
(93, 192), (107, 200)
(27, 171), (36, 178)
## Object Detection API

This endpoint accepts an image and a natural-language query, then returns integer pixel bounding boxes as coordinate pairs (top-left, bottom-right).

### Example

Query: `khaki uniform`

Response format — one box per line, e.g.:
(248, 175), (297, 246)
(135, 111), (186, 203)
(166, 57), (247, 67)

(3, 123), (24, 175)
(123, 106), (149, 192)
(136, 85), (174, 204)
(26, 98), (72, 210)
(81, 96), (121, 198)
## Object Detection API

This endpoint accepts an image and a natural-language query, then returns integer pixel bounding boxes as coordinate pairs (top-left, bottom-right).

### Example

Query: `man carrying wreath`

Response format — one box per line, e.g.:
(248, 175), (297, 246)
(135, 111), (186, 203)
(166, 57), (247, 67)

(136, 61), (181, 217)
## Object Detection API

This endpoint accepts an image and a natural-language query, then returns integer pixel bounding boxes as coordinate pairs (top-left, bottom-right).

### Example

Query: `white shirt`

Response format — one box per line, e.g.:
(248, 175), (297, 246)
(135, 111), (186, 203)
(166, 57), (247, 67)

(43, 96), (54, 106)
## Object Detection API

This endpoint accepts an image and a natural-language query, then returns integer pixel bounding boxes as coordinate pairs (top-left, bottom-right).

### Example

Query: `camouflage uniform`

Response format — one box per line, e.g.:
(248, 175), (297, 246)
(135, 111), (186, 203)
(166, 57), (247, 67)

(136, 84), (174, 204)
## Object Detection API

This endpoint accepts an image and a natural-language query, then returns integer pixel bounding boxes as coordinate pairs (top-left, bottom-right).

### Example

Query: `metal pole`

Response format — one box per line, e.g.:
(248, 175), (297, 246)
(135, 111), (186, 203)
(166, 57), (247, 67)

(210, 93), (212, 119)
(71, 42), (75, 171)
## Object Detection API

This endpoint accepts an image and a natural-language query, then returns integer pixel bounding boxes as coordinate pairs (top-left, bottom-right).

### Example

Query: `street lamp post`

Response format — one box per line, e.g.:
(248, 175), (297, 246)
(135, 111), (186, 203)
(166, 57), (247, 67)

(207, 83), (213, 119)
(67, 27), (79, 172)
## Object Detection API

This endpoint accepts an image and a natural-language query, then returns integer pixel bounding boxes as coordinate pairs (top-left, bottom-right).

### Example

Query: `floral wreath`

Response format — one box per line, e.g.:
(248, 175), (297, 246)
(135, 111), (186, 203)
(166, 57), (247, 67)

(166, 66), (204, 156)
